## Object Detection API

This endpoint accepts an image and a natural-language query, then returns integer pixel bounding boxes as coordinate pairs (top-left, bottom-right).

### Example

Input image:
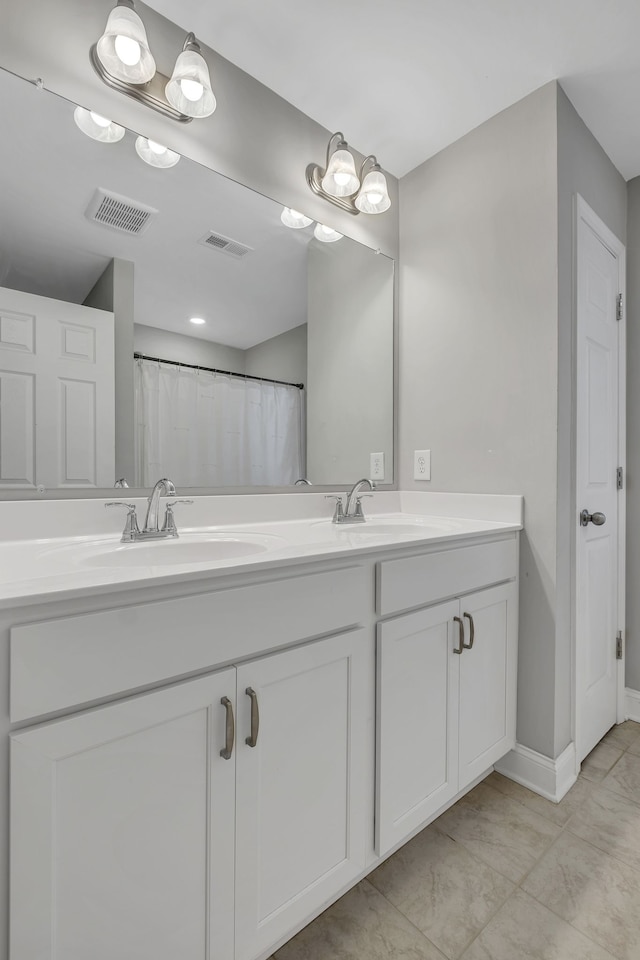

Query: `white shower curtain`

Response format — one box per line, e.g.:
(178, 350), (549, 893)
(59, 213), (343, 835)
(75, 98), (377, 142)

(134, 359), (304, 487)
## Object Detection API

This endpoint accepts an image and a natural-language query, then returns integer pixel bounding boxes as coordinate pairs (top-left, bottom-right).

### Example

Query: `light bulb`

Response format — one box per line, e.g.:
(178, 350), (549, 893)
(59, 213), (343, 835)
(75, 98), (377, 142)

(89, 111), (111, 127)
(135, 136), (180, 168)
(180, 78), (204, 102)
(281, 207), (313, 229)
(114, 34), (141, 66)
(314, 223), (343, 243)
(190, 317), (206, 325)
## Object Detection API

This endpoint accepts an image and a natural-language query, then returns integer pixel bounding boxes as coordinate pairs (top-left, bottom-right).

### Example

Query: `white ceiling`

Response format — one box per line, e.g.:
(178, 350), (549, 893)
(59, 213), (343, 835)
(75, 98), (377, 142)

(0, 68), (314, 349)
(146, 0), (640, 180)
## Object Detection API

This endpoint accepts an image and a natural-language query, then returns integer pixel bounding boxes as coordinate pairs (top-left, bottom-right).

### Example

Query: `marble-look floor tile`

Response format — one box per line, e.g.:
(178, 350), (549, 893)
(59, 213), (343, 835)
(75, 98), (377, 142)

(580, 742), (624, 782)
(460, 889), (617, 960)
(433, 781), (560, 883)
(624, 736), (640, 758)
(601, 720), (640, 751)
(274, 880), (445, 960)
(568, 785), (640, 871)
(601, 751), (640, 802)
(486, 771), (593, 826)
(522, 831), (640, 960)
(369, 825), (514, 959)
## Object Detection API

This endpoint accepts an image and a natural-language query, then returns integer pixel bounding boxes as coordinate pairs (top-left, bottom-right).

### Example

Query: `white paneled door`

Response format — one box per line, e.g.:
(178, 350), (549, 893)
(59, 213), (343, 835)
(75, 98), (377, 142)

(576, 197), (625, 764)
(0, 286), (114, 488)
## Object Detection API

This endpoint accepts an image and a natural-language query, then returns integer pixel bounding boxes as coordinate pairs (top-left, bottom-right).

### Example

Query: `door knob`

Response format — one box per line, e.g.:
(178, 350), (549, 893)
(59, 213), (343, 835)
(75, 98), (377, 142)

(580, 509), (606, 527)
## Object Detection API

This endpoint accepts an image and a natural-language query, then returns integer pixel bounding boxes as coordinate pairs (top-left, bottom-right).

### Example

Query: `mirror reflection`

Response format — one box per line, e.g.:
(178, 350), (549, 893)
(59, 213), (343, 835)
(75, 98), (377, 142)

(0, 68), (394, 492)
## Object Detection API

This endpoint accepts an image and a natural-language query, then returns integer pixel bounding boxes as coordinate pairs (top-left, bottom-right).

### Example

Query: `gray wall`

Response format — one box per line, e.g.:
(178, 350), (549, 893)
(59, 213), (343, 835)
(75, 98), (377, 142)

(84, 258), (135, 482)
(307, 240), (394, 485)
(134, 324), (246, 373)
(0, 0), (398, 260)
(555, 86), (627, 753)
(245, 324), (308, 386)
(626, 178), (640, 690)
(399, 83), (560, 756)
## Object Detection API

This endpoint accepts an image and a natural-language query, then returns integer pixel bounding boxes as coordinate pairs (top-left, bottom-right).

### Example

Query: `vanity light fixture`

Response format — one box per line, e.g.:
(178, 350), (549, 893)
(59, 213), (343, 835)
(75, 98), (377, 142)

(91, 2), (215, 123)
(73, 106), (125, 142)
(135, 136), (180, 168)
(307, 132), (391, 216)
(280, 207), (313, 229)
(314, 223), (344, 243)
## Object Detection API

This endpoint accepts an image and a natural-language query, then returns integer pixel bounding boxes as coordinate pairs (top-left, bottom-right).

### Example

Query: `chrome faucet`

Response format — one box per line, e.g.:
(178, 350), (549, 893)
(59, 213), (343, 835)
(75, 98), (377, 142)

(106, 478), (193, 542)
(143, 478), (177, 534)
(326, 478), (374, 524)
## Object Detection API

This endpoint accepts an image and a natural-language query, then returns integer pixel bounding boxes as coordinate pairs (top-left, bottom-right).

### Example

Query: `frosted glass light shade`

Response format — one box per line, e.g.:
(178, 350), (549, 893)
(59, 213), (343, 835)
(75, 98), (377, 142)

(135, 136), (180, 168)
(314, 223), (343, 243)
(73, 107), (125, 143)
(281, 207), (313, 229)
(166, 49), (216, 118)
(96, 3), (156, 84)
(321, 147), (359, 197)
(355, 169), (391, 214)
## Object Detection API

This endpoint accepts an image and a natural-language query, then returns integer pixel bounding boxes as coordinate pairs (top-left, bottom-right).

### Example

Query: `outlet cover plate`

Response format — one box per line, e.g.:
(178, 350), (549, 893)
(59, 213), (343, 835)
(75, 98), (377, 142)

(414, 449), (431, 480)
(370, 452), (385, 481)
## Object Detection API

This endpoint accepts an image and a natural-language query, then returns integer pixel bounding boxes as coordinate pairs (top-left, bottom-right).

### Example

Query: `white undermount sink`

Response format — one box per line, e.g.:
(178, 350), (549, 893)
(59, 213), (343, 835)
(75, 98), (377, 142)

(48, 531), (285, 569)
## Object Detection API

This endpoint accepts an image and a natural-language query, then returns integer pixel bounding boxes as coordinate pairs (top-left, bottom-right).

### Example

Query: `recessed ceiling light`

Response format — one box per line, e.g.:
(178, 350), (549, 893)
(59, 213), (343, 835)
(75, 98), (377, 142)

(190, 317), (206, 325)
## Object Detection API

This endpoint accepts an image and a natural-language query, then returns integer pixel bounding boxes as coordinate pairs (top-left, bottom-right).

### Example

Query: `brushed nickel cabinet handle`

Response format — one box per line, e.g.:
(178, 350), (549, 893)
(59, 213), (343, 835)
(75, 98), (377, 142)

(220, 696), (235, 760)
(453, 616), (465, 654)
(463, 612), (475, 649)
(245, 687), (259, 747)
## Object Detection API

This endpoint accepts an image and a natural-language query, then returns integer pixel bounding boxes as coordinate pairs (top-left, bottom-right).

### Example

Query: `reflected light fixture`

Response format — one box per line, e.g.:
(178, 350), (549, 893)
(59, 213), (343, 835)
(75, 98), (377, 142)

(91, 2), (215, 123)
(280, 208), (313, 229)
(73, 106), (125, 142)
(307, 133), (391, 216)
(135, 136), (180, 168)
(190, 317), (206, 325)
(314, 224), (343, 243)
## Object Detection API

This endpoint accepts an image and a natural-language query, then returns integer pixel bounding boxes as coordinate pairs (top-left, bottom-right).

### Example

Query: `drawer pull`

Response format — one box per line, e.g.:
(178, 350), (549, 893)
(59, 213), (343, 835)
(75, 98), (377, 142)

(453, 616), (465, 654)
(463, 612), (475, 650)
(245, 687), (260, 747)
(220, 696), (235, 760)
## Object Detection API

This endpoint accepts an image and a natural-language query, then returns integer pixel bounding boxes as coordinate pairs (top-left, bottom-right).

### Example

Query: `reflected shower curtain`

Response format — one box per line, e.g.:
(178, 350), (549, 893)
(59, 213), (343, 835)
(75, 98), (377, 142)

(134, 359), (304, 487)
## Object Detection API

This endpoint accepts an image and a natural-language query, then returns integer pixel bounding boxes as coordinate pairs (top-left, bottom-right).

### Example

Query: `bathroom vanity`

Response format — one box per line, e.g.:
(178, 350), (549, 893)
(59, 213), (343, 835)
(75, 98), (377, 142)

(1, 491), (521, 960)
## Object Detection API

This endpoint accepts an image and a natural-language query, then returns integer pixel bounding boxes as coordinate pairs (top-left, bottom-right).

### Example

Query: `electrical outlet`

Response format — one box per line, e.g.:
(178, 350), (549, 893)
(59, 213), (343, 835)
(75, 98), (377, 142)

(414, 449), (431, 481)
(370, 452), (385, 481)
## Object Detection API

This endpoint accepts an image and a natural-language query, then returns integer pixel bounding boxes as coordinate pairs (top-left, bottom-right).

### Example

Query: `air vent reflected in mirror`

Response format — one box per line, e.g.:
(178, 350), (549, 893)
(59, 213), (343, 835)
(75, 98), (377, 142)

(85, 188), (158, 236)
(198, 231), (253, 259)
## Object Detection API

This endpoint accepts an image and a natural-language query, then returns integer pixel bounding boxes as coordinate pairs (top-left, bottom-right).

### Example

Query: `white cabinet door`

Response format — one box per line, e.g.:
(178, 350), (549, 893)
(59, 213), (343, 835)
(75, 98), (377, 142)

(234, 629), (370, 960)
(10, 671), (236, 960)
(458, 582), (518, 788)
(376, 600), (460, 857)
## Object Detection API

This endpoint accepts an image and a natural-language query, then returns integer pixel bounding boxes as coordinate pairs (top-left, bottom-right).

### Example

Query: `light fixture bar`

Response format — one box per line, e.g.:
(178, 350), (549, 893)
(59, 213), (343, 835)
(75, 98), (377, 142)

(89, 44), (193, 123)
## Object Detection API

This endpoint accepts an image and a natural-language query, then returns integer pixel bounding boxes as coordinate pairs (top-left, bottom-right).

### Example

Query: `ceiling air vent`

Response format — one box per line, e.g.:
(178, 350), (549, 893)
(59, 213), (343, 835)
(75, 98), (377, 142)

(85, 188), (158, 236)
(198, 231), (253, 259)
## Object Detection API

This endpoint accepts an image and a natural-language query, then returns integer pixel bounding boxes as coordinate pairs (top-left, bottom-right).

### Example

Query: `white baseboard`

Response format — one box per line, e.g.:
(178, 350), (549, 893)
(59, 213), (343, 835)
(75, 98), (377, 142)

(494, 741), (577, 803)
(625, 688), (640, 723)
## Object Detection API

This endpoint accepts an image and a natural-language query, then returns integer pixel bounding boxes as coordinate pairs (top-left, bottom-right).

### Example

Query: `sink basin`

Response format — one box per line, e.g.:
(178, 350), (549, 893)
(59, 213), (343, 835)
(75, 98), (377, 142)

(48, 531), (285, 569)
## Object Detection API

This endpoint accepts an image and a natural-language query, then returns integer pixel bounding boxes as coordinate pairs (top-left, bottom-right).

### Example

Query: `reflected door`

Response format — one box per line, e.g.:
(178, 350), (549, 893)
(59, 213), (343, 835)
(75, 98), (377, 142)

(0, 286), (114, 488)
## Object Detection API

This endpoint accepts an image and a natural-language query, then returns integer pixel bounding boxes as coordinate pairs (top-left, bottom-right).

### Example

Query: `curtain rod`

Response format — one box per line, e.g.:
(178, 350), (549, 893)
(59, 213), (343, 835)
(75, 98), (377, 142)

(134, 353), (304, 390)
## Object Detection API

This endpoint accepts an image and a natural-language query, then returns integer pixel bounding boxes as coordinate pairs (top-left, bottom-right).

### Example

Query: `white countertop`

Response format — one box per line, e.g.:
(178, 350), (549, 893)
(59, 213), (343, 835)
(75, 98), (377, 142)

(0, 491), (523, 608)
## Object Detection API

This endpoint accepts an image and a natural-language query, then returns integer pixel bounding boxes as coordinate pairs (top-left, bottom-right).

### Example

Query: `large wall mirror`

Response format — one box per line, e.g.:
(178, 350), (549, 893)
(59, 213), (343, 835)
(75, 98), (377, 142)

(0, 67), (394, 495)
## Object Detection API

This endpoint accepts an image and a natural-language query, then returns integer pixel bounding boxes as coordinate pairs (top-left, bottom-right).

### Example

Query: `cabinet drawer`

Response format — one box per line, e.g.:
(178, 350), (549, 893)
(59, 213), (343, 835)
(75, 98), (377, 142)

(376, 536), (517, 616)
(11, 565), (370, 722)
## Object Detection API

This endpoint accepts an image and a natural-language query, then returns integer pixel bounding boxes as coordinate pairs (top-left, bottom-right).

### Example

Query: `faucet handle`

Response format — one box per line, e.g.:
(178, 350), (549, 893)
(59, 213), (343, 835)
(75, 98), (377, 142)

(105, 502), (140, 542)
(162, 499), (194, 537)
(354, 494), (373, 519)
(325, 494), (346, 523)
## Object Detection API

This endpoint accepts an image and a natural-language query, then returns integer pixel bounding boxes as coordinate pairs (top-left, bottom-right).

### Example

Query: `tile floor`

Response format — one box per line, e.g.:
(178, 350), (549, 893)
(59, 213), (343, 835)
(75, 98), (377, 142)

(272, 721), (640, 960)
